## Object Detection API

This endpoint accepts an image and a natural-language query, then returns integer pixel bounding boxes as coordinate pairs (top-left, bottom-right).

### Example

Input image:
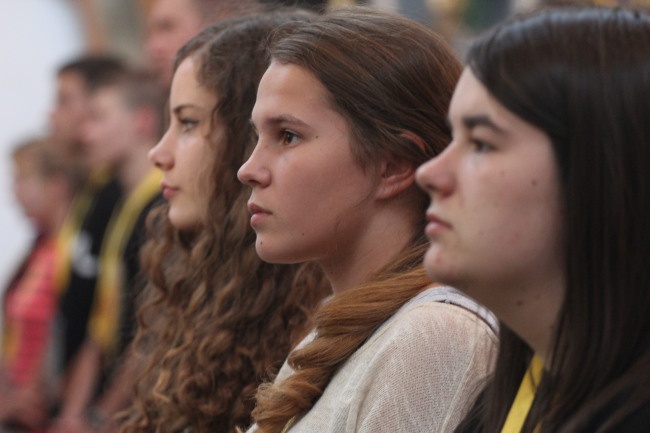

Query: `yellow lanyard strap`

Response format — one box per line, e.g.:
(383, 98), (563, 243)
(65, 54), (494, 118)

(88, 169), (161, 356)
(500, 354), (544, 433)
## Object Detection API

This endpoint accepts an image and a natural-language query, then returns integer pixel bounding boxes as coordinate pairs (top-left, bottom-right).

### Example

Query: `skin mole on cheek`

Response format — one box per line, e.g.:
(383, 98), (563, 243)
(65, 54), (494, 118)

(531, 179), (538, 186)
(516, 299), (524, 307)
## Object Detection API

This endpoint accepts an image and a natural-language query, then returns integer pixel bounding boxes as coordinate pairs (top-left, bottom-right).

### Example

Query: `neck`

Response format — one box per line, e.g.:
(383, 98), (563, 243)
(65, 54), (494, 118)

(485, 272), (564, 365)
(117, 141), (155, 194)
(38, 196), (72, 236)
(320, 201), (418, 294)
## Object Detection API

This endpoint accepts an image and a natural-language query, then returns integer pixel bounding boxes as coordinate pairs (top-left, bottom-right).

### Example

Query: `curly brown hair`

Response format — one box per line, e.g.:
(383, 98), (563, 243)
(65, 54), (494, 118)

(118, 11), (329, 433)
(250, 7), (462, 433)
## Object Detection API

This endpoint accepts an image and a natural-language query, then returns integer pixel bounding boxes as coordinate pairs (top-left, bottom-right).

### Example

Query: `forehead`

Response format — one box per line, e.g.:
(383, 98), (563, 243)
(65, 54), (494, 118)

(449, 69), (501, 122)
(170, 58), (217, 105)
(58, 71), (87, 93)
(91, 86), (126, 108)
(149, 0), (201, 25)
(171, 58), (200, 95)
(449, 68), (535, 136)
(255, 63), (332, 114)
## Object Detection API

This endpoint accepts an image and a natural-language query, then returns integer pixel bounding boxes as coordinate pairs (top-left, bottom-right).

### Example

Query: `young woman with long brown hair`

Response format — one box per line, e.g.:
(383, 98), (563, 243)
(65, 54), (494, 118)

(238, 7), (497, 433)
(118, 11), (328, 433)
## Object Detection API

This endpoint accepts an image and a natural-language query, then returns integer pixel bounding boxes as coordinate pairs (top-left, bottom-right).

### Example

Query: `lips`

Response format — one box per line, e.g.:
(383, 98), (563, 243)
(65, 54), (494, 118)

(424, 210), (451, 236)
(248, 202), (271, 227)
(161, 182), (179, 199)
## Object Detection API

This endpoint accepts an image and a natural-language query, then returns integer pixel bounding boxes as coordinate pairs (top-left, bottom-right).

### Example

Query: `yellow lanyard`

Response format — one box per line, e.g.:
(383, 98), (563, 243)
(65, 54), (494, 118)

(499, 354), (544, 433)
(54, 169), (110, 295)
(88, 169), (161, 356)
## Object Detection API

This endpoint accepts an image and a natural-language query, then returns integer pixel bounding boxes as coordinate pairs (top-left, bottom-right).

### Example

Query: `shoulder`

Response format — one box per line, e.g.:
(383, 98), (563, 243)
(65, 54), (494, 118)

(345, 288), (497, 432)
(367, 286), (498, 356)
(343, 286), (498, 396)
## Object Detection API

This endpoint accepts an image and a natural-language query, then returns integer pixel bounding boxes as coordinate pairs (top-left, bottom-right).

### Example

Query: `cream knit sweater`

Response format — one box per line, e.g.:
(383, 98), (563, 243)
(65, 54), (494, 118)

(248, 287), (497, 433)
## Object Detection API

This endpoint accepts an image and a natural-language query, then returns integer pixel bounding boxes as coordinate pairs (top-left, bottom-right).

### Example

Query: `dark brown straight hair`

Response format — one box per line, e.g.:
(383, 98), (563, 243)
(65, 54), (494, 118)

(455, 6), (650, 433)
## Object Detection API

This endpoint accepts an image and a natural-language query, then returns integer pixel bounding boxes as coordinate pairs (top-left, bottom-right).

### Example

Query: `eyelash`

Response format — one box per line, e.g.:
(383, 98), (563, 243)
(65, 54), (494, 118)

(179, 118), (198, 132)
(471, 139), (493, 153)
(281, 130), (300, 145)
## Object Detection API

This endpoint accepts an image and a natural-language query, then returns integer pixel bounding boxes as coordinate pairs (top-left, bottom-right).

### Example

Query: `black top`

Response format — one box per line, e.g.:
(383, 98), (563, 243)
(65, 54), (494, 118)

(116, 193), (162, 355)
(58, 177), (122, 369)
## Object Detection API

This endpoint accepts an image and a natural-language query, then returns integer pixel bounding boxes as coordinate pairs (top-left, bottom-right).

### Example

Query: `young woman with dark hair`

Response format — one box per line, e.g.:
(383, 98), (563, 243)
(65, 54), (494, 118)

(238, 7), (497, 433)
(417, 6), (650, 433)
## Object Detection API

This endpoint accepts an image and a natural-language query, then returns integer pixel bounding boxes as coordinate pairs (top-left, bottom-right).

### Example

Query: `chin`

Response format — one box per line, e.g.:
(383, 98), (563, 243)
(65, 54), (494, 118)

(254, 239), (304, 265)
(423, 247), (456, 286)
(168, 211), (201, 232)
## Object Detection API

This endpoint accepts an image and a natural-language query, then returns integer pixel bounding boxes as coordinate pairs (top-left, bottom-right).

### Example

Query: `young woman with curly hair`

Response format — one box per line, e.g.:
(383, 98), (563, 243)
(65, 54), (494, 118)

(238, 7), (498, 433)
(118, 11), (328, 433)
(418, 6), (650, 433)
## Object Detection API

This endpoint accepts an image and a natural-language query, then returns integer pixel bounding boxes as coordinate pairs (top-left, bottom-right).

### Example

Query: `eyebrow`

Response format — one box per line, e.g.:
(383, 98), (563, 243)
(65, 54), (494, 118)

(253, 113), (311, 131)
(172, 104), (201, 116)
(461, 114), (507, 135)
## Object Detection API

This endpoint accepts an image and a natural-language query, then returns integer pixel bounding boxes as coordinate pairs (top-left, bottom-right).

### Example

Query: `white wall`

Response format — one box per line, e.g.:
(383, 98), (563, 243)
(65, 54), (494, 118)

(0, 0), (83, 289)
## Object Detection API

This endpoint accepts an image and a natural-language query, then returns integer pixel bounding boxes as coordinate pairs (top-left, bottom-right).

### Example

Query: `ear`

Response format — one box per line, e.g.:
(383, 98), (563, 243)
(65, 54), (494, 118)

(375, 131), (425, 200)
(376, 157), (417, 200)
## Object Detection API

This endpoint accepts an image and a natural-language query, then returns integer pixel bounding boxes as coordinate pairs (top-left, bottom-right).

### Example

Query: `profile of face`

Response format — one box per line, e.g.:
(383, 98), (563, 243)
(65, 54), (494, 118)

(82, 88), (137, 170)
(50, 71), (89, 143)
(12, 158), (57, 231)
(149, 57), (219, 231)
(416, 68), (564, 306)
(238, 62), (380, 265)
(145, 0), (204, 86)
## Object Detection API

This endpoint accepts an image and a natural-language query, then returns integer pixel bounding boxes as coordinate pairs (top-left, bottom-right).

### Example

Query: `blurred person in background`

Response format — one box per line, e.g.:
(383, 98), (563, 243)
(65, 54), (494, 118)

(1, 137), (83, 432)
(50, 69), (165, 433)
(50, 56), (125, 166)
(47, 57), (127, 415)
(144, 0), (262, 86)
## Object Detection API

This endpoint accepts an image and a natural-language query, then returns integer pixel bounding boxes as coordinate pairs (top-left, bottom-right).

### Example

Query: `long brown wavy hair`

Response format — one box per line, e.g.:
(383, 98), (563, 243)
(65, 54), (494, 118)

(118, 11), (329, 433)
(251, 8), (462, 433)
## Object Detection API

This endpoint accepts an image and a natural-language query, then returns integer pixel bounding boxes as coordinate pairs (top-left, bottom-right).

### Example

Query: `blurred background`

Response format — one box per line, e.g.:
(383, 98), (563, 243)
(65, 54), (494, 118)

(1, 0), (648, 296)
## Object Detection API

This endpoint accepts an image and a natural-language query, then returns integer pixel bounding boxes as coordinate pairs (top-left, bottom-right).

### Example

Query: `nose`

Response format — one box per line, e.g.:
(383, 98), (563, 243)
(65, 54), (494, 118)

(80, 119), (95, 147)
(237, 143), (270, 187)
(415, 143), (457, 199)
(149, 128), (174, 170)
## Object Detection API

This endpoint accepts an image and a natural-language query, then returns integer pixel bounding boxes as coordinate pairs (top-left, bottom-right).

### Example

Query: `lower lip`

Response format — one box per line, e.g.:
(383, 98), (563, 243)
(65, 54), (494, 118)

(250, 212), (270, 227)
(425, 221), (450, 237)
(162, 187), (178, 199)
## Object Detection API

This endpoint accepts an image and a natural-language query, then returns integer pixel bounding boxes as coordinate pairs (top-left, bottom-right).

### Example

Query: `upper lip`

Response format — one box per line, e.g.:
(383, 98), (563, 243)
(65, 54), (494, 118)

(425, 210), (451, 228)
(248, 202), (270, 215)
(161, 181), (178, 191)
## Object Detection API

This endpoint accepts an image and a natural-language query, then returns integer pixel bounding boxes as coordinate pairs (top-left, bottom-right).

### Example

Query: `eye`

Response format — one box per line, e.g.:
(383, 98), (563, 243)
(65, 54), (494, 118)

(179, 118), (199, 132)
(471, 139), (494, 153)
(281, 130), (300, 146)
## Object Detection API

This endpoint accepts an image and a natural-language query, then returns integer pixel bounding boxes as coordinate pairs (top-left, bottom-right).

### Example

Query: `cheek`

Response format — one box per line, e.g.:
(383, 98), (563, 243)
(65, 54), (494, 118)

(480, 169), (562, 265)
